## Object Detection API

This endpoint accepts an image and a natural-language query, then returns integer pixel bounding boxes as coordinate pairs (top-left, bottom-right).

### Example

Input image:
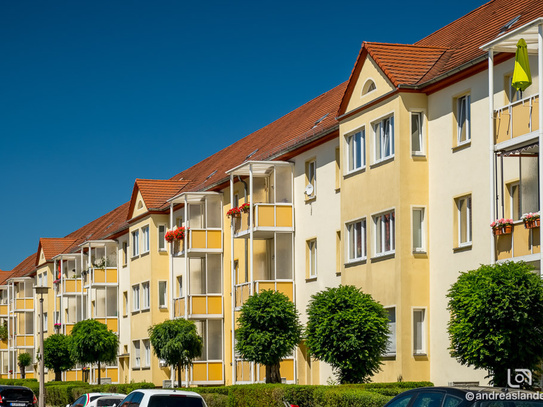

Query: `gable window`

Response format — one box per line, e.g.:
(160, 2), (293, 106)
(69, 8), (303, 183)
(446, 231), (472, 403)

(385, 307), (396, 356)
(142, 282), (150, 310)
(374, 211), (395, 256)
(373, 116), (394, 162)
(456, 94), (471, 144)
(412, 208), (425, 253)
(413, 308), (427, 355)
(346, 219), (366, 262)
(362, 79), (376, 95)
(307, 239), (317, 279)
(132, 285), (140, 312)
(158, 225), (166, 251)
(305, 159), (316, 199)
(346, 129), (365, 173)
(131, 230), (139, 257)
(411, 112), (424, 155)
(141, 226), (150, 254)
(456, 195), (472, 247)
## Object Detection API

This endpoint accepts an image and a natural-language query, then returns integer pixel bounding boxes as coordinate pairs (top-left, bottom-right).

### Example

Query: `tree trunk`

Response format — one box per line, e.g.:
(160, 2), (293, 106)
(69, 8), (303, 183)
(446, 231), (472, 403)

(55, 370), (62, 381)
(177, 364), (182, 388)
(265, 363), (281, 383)
(97, 361), (101, 385)
(20, 365), (25, 380)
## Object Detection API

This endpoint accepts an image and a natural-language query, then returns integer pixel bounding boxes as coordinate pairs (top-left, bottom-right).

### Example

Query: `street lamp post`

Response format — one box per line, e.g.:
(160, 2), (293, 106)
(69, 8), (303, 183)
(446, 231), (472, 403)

(34, 286), (49, 407)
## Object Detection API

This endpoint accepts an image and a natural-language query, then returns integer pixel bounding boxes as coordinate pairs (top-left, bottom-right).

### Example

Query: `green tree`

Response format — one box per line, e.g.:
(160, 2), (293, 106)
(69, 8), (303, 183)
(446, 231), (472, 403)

(448, 261), (543, 387)
(306, 285), (390, 384)
(18, 352), (32, 379)
(70, 319), (119, 384)
(43, 334), (75, 381)
(235, 289), (302, 383)
(148, 319), (202, 387)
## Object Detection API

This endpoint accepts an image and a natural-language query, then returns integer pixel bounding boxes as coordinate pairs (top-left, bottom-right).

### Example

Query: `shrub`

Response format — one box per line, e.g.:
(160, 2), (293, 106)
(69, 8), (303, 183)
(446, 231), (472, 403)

(313, 387), (392, 407)
(200, 393), (228, 407)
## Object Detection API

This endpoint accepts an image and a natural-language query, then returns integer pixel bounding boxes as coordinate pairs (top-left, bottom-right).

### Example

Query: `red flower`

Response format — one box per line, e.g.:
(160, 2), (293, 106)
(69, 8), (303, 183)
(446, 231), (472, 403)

(227, 207), (241, 218)
(239, 203), (251, 213)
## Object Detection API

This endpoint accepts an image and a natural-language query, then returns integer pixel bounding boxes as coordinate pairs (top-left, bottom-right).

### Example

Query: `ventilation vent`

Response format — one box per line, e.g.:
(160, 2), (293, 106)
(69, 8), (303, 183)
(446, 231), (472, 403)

(499, 15), (521, 35)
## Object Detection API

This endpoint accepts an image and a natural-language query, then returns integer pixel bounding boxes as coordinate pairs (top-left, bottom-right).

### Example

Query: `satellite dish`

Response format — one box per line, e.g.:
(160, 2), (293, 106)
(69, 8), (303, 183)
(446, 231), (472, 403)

(304, 183), (314, 196)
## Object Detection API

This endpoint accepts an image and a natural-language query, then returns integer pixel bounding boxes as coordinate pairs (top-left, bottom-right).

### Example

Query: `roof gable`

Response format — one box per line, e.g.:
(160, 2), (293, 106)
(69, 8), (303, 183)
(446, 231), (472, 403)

(127, 179), (190, 220)
(36, 238), (77, 266)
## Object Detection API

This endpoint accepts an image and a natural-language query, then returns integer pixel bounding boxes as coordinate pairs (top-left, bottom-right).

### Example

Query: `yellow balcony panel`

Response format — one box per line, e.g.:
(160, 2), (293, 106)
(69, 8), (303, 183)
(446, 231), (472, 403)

(191, 297), (207, 315)
(192, 363), (207, 382)
(276, 282), (294, 301)
(494, 110), (511, 144)
(65, 370), (78, 381)
(0, 305), (7, 315)
(494, 96), (539, 144)
(208, 362), (223, 381)
(174, 298), (185, 318)
(208, 296), (222, 315)
(16, 335), (33, 347)
(106, 269), (117, 284)
(64, 280), (82, 293)
(96, 318), (106, 325)
(25, 373), (34, 379)
(207, 230), (222, 249)
(257, 206), (275, 227)
(236, 361), (251, 382)
(0, 340), (7, 350)
(105, 368), (118, 382)
(106, 318), (118, 332)
(191, 230), (207, 249)
(0, 374), (7, 379)
(280, 359), (295, 381)
(94, 269), (106, 284)
(66, 324), (75, 335)
(276, 206), (293, 228)
(258, 282), (275, 292)
(494, 224), (540, 260)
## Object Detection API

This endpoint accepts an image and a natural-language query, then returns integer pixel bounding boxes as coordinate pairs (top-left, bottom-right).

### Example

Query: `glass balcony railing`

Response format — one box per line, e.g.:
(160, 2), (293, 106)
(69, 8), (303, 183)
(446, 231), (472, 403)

(495, 221), (540, 260)
(173, 297), (185, 318)
(494, 95), (539, 144)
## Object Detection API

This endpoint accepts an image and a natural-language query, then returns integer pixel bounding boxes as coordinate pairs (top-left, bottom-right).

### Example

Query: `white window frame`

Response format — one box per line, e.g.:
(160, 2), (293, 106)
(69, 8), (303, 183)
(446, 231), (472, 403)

(305, 159), (317, 199)
(131, 230), (139, 258)
(384, 306), (396, 357)
(345, 128), (365, 174)
(132, 285), (140, 312)
(141, 281), (150, 310)
(43, 312), (48, 332)
(373, 114), (395, 163)
(412, 308), (427, 355)
(410, 111), (425, 156)
(158, 281), (167, 308)
(508, 181), (520, 220)
(457, 195), (472, 247)
(141, 225), (150, 254)
(143, 339), (151, 367)
(158, 224), (167, 252)
(133, 341), (141, 368)
(122, 241), (128, 266)
(373, 210), (395, 257)
(346, 218), (366, 263)
(457, 94), (471, 145)
(308, 239), (317, 278)
(412, 207), (426, 253)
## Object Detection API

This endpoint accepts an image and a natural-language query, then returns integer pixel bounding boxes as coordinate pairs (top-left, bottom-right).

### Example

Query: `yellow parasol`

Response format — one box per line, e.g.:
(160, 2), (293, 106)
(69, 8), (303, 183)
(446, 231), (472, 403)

(511, 38), (532, 95)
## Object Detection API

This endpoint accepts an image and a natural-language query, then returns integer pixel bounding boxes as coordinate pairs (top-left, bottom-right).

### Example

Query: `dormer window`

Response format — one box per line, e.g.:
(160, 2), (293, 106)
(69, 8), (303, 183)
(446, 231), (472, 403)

(362, 79), (376, 96)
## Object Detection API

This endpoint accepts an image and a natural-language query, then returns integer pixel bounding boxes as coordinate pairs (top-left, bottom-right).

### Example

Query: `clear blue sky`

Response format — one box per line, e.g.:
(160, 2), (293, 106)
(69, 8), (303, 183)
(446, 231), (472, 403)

(1, 0), (483, 270)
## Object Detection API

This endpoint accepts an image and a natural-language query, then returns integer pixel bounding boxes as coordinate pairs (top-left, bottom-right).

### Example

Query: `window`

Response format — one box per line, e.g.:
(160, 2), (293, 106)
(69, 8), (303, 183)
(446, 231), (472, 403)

(142, 282), (150, 310)
(158, 281), (167, 308)
(508, 182), (521, 220)
(456, 196), (472, 247)
(123, 291), (128, 316)
(43, 312), (48, 332)
(133, 341), (141, 368)
(142, 226), (150, 254)
(132, 285), (140, 311)
(176, 276), (183, 298)
(346, 129), (365, 172)
(43, 271), (47, 287)
(122, 242), (128, 266)
(412, 208), (425, 252)
(385, 307), (396, 356)
(413, 308), (426, 355)
(336, 230), (341, 274)
(335, 148), (340, 189)
(143, 340), (151, 367)
(131, 230), (139, 257)
(158, 225), (166, 251)
(411, 112), (424, 155)
(373, 116), (394, 162)
(362, 79), (376, 95)
(456, 94), (471, 144)
(374, 211), (395, 256)
(307, 239), (317, 278)
(347, 219), (366, 262)
(305, 159), (316, 199)
(38, 273), (42, 287)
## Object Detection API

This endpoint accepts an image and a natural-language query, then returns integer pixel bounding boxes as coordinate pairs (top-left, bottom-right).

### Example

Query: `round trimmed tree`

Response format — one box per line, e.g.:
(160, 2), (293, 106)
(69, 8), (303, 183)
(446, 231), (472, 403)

(43, 334), (74, 381)
(236, 289), (302, 383)
(306, 285), (390, 384)
(448, 261), (543, 387)
(18, 352), (32, 379)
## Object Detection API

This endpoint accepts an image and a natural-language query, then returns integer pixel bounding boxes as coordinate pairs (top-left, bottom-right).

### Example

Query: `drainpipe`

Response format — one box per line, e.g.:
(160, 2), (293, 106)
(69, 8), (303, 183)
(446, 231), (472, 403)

(538, 24), (543, 274)
(169, 202), (175, 386)
(184, 197), (189, 387)
(230, 175), (236, 385)
(249, 164), (254, 384)
(489, 48), (496, 264)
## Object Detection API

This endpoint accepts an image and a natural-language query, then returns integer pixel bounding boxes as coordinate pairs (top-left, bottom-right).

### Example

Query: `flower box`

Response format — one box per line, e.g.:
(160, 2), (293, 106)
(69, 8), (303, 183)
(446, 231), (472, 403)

(491, 218), (514, 236)
(502, 224), (513, 234)
(524, 218), (540, 229)
(227, 207), (241, 218)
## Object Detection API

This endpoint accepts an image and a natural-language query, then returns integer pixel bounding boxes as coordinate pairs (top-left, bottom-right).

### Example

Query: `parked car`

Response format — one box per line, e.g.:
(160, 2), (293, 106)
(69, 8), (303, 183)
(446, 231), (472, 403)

(67, 393), (126, 407)
(384, 386), (543, 407)
(87, 395), (126, 407)
(0, 385), (37, 407)
(118, 389), (207, 407)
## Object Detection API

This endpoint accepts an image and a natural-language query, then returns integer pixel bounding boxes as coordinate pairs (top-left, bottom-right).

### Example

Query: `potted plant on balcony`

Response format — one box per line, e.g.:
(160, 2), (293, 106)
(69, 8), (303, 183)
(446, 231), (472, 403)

(239, 202), (251, 213)
(227, 207), (241, 218)
(165, 229), (175, 243)
(522, 212), (540, 229)
(490, 218), (514, 235)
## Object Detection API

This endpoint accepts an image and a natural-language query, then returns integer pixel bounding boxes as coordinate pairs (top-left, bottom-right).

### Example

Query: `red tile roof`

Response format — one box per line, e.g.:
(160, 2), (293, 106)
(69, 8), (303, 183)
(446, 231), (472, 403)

(36, 238), (77, 265)
(128, 179), (191, 217)
(170, 82), (347, 189)
(3, 253), (37, 282)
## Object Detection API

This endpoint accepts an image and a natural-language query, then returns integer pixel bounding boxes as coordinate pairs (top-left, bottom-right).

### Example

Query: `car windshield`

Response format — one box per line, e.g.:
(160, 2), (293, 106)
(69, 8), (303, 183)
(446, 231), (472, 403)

(147, 395), (204, 407)
(96, 397), (124, 407)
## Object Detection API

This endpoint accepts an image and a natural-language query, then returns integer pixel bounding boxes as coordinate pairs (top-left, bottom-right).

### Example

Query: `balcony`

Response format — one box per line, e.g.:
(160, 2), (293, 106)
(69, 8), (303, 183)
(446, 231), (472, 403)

(233, 204), (293, 238)
(494, 95), (539, 146)
(174, 229), (222, 256)
(235, 358), (294, 383)
(62, 279), (82, 295)
(14, 299), (33, 312)
(173, 297), (185, 318)
(15, 335), (34, 347)
(191, 361), (224, 384)
(89, 268), (117, 285)
(495, 222), (540, 261)
(172, 296), (222, 318)
(235, 280), (294, 309)
(0, 305), (8, 316)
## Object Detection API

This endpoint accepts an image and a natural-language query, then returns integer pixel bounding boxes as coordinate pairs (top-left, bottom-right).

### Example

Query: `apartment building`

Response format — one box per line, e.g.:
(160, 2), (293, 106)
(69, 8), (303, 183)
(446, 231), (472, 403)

(0, 0), (541, 388)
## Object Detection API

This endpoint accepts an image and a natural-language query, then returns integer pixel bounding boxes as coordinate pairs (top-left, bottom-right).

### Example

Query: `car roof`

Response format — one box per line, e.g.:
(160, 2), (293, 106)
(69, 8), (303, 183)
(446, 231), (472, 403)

(400, 386), (539, 397)
(128, 390), (204, 398)
(85, 393), (126, 397)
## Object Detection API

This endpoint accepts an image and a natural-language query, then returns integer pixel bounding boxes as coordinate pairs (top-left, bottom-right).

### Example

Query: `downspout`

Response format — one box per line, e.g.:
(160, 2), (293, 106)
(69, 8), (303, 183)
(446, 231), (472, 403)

(538, 24), (543, 274)
(489, 49), (496, 264)
(249, 163), (254, 384)
(169, 202), (175, 385)
(230, 175), (236, 385)
(184, 197), (189, 387)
